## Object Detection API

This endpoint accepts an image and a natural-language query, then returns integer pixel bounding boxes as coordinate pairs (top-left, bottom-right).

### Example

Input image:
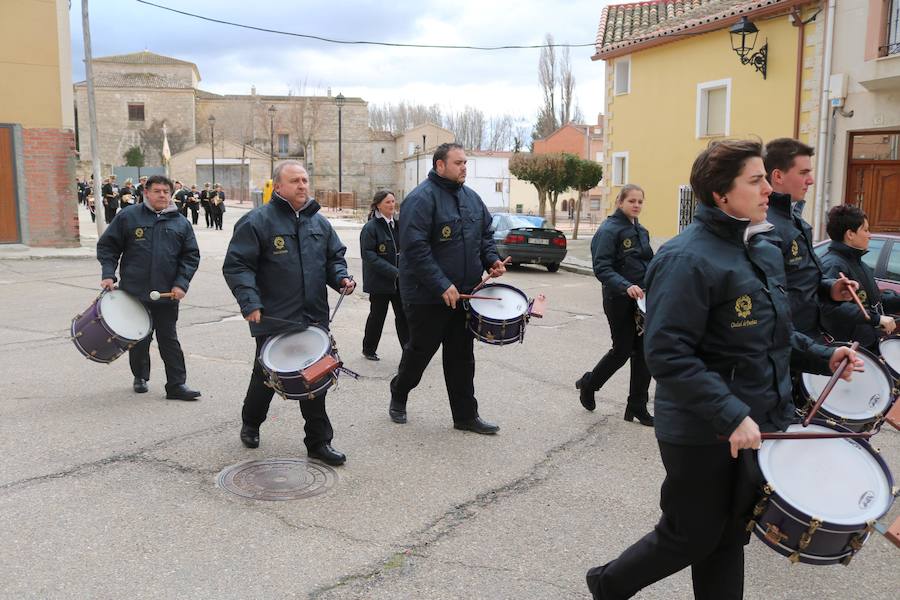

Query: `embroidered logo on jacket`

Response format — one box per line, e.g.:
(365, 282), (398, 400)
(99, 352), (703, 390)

(791, 240), (799, 257)
(273, 236), (288, 255)
(858, 290), (868, 306)
(134, 227), (144, 239)
(441, 225), (452, 239)
(378, 243), (386, 253)
(623, 238), (633, 249)
(735, 295), (753, 318)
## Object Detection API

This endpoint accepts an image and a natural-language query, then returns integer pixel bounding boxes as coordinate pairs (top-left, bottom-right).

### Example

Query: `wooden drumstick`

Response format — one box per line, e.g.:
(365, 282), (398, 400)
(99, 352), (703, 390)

(472, 256), (512, 293)
(802, 341), (860, 427)
(459, 294), (501, 301)
(839, 272), (870, 321)
(717, 431), (872, 441)
(149, 291), (175, 300)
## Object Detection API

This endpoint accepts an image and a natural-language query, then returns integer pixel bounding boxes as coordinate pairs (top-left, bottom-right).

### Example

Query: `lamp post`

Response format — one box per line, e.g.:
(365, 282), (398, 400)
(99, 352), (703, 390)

(208, 114), (216, 188)
(335, 93), (345, 195)
(268, 104), (277, 178)
(729, 16), (768, 79)
(414, 144), (420, 183)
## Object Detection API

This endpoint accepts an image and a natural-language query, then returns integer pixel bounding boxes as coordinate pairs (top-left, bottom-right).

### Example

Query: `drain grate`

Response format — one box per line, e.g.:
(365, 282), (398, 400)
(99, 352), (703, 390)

(216, 458), (338, 501)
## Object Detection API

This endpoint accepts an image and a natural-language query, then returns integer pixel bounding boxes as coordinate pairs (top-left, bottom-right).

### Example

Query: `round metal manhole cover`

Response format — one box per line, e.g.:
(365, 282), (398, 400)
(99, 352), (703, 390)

(216, 458), (338, 501)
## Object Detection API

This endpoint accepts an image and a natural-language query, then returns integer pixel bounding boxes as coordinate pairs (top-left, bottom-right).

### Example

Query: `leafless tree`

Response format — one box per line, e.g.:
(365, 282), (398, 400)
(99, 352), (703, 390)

(559, 46), (575, 125)
(538, 33), (558, 138)
(445, 106), (485, 150)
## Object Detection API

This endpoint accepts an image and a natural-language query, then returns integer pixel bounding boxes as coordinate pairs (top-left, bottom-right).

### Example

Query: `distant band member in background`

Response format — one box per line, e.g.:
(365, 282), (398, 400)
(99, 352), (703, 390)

(200, 182), (212, 228)
(211, 184), (225, 230)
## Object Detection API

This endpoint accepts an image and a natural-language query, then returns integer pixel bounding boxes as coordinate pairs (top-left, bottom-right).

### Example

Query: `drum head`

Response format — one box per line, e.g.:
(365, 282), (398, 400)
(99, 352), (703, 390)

(758, 424), (892, 525)
(99, 290), (151, 341)
(262, 327), (330, 373)
(636, 297), (646, 314)
(800, 348), (893, 419)
(880, 337), (900, 375)
(468, 284), (528, 321)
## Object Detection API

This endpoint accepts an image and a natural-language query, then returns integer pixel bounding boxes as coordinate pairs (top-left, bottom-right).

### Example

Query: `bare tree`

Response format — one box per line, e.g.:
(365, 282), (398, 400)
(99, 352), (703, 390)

(445, 106), (485, 150)
(559, 46), (575, 125)
(537, 33), (558, 138)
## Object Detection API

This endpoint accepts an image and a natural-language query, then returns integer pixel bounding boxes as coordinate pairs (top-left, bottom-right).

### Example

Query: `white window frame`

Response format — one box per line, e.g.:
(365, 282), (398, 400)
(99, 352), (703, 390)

(696, 78), (732, 138)
(614, 56), (631, 95)
(612, 151), (629, 186)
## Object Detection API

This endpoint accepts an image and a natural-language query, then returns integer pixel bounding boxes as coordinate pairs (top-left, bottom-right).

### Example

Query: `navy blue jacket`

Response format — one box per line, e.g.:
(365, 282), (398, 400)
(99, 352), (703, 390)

(97, 202), (200, 304)
(819, 241), (900, 348)
(591, 208), (653, 298)
(222, 194), (349, 337)
(360, 215), (400, 295)
(645, 204), (832, 445)
(398, 170), (500, 304)
(765, 193), (835, 337)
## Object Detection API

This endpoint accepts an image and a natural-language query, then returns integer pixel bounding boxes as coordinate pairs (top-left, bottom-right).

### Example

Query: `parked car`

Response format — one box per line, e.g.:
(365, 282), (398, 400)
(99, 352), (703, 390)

(813, 232), (900, 294)
(490, 213), (567, 272)
(518, 215), (547, 228)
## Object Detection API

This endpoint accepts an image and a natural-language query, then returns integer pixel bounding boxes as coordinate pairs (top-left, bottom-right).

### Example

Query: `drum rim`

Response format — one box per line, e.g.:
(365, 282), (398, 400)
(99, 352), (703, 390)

(466, 283), (529, 321)
(799, 345), (895, 418)
(97, 289), (152, 342)
(260, 325), (332, 375)
(757, 420), (895, 527)
(879, 335), (900, 375)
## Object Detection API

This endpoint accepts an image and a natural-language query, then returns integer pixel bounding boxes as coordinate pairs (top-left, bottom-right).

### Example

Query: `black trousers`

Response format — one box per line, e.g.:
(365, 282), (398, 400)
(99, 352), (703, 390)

(362, 292), (409, 355)
(128, 302), (187, 388)
(586, 294), (651, 406)
(211, 206), (223, 230)
(391, 303), (478, 422)
(242, 336), (333, 451)
(104, 204), (117, 224)
(189, 203), (199, 224)
(202, 203), (211, 227)
(587, 442), (757, 600)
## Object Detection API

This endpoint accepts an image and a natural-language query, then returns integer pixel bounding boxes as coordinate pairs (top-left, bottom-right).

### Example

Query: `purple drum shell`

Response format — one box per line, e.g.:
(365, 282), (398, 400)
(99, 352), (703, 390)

(268, 369), (336, 401)
(466, 283), (529, 346)
(258, 328), (339, 401)
(71, 298), (129, 363)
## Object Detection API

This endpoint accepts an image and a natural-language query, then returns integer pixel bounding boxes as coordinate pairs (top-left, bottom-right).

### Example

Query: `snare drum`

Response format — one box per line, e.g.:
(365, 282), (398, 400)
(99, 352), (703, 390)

(466, 283), (531, 345)
(795, 345), (895, 432)
(635, 297), (647, 336)
(71, 290), (152, 363)
(879, 336), (900, 379)
(750, 421), (895, 565)
(258, 326), (341, 401)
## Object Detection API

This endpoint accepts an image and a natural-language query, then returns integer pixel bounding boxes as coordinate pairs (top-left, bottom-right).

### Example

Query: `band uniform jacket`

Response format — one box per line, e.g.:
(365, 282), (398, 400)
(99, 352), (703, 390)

(591, 208), (653, 298)
(361, 216), (401, 295)
(399, 170), (500, 304)
(644, 204), (832, 446)
(819, 240), (900, 348)
(96, 202), (200, 304)
(222, 193), (350, 337)
(102, 182), (119, 209)
(765, 192), (835, 337)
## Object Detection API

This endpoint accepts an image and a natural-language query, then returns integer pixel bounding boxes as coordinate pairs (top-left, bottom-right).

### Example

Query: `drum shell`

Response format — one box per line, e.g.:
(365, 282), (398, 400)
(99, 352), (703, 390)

(878, 335), (900, 380)
(465, 283), (529, 346)
(70, 294), (148, 363)
(258, 329), (340, 401)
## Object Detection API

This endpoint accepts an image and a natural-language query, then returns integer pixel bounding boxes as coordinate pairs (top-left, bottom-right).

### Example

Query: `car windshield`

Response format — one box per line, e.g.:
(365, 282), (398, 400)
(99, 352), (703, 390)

(508, 216), (542, 229)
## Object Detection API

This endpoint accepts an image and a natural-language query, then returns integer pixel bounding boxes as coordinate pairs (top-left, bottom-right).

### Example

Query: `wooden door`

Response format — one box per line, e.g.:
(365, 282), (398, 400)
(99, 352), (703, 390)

(844, 164), (869, 208)
(869, 165), (900, 232)
(0, 127), (21, 243)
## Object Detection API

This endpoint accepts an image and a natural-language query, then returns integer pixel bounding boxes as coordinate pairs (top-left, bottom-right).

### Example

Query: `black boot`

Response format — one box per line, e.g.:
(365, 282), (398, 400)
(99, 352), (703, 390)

(575, 372), (596, 411)
(624, 403), (654, 427)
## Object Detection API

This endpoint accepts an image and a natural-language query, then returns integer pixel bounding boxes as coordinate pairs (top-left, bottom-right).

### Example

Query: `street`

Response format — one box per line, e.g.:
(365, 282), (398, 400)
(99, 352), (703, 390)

(0, 204), (897, 600)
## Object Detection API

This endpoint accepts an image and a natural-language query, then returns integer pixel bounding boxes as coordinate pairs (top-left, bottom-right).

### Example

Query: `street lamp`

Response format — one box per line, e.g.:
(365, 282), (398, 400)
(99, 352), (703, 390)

(414, 144), (420, 183)
(268, 104), (277, 178)
(729, 16), (767, 79)
(208, 114), (216, 188)
(335, 92), (345, 194)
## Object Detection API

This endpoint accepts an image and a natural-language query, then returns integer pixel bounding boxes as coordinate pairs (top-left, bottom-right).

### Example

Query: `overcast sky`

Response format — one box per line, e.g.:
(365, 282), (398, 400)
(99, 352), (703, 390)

(70, 0), (613, 129)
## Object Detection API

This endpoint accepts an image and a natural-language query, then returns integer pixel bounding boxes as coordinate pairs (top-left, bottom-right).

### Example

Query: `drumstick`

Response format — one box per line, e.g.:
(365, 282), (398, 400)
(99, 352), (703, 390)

(329, 276), (354, 323)
(717, 431), (872, 441)
(459, 294), (501, 301)
(802, 341), (859, 427)
(839, 272), (870, 321)
(149, 291), (175, 300)
(261, 315), (308, 328)
(472, 256), (512, 293)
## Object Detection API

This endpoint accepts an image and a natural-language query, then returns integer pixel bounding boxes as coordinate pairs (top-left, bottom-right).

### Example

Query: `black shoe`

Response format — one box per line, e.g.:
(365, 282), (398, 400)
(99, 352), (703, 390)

(240, 424), (260, 448)
(453, 417), (500, 434)
(363, 352), (380, 361)
(575, 372), (596, 411)
(308, 444), (346, 466)
(165, 384), (201, 401)
(624, 404), (654, 427)
(133, 378), (148, 394)
(389, 398), (407, 424)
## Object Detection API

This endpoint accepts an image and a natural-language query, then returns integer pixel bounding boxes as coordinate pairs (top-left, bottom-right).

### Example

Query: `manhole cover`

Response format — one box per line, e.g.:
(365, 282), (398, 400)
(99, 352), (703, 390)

(216, 458), (338, 501)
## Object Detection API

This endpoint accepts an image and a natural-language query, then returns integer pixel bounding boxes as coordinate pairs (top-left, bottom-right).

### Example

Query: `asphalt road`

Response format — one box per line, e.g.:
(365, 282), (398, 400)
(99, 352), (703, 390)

(0, 204), (897, 599)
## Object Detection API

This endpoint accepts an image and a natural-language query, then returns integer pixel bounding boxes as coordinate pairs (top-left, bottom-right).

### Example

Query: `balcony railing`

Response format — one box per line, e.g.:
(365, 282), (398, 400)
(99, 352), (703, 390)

(884, 0), (900, 56)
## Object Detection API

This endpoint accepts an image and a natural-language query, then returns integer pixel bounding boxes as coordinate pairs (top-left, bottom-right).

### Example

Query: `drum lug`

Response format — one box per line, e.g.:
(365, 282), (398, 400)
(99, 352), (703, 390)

(764, 524), (788, 546)
(788, 552), (801, 564)
(762, 483), (774, 496)
(826, 418), (838, 427)
(892, 485), (899, 498)
(798, 518), (821, 551)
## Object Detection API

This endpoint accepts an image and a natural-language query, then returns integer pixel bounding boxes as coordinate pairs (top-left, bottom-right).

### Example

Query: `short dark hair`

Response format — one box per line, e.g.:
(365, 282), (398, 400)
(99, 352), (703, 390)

(690, 139), (763, 207)
(826, 205), (867, 241)
(368, 189), (395, 219)
(432, 143), (465, 169)
(145, 174), (173, 192)
(764, 138), (814, 181)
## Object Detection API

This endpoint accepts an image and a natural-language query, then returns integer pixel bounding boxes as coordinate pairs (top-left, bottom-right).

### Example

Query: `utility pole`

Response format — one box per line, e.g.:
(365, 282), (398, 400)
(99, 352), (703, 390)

(81, 0), (105, 235)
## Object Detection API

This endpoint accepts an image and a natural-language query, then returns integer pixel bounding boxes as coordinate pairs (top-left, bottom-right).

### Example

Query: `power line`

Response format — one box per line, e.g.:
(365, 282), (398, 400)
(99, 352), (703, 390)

(135, 0), (598, 50)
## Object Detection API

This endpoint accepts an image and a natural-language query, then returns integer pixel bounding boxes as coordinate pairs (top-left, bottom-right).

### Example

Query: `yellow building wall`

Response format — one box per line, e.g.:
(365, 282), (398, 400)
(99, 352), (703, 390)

(606, 14), (813, 238)
(0, 0), (73, 129)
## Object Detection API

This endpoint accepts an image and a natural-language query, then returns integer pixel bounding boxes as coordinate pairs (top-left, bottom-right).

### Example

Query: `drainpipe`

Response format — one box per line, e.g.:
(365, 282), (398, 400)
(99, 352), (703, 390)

(813, 0), (837, 240)
(791, 8), (805, 139)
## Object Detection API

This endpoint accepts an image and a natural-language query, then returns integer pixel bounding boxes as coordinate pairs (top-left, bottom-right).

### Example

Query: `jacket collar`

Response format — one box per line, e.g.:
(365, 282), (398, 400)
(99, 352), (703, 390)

(427, 169), (463, 192)
(828, 240), (868, 260)
(271, 192), (321, 218)
(768, 191), (792, 219)
(611, 208), (639, 228)
(693, 203), (751, 246)
(142, 200), (178, 216)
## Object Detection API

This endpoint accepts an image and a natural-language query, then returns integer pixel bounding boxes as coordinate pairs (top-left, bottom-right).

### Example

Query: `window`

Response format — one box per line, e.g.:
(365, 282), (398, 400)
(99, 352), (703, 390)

(278, 134), (289, 155)
(885, 0), (900, 56)
(612, 151), (629, 186)
(128, 103), (145, 122)
(515, 204), (523, 214)
(614, 57), (631, 95)
(595, 152), (604, 163)
(851, 133), (900, 160)
(696, 79), (731, 138)
(886, 242), (900, 280)
(863, 238), (886, 272)
(494, 181), (503, 193)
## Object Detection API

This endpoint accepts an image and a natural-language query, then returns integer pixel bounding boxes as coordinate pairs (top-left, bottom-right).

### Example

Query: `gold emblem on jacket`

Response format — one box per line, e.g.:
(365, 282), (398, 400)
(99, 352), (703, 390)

(378, 243), (386, 253)
(858, 290), (868, 305)
(441, 225), (452, 239)
(735, 295), (753, 319)
(134, 227), (144, 239)
(623, 238), (633, 249)
(273, 236), (285, 250)
(790, 240), (799, 257)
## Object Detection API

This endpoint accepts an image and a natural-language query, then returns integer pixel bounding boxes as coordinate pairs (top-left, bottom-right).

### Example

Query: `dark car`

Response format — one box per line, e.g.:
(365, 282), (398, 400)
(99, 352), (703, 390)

(813, 232), (900, 293)
(490, 213), (567, 272)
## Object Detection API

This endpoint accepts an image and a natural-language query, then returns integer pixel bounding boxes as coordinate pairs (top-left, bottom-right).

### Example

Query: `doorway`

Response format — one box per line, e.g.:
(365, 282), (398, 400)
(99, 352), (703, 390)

(845, 132), (900, 232)
(0, 126), (21, 243)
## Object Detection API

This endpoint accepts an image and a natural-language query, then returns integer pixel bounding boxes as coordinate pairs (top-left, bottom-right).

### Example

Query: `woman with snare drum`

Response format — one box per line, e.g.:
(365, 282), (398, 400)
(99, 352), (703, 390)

(584, 140), (860, 600)
(576, 184), (654, 426)
(360, 190), (409, 360)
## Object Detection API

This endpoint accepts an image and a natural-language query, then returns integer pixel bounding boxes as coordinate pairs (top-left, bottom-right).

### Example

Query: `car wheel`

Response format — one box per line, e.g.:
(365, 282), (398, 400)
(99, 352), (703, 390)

(546, 263), (560, 273)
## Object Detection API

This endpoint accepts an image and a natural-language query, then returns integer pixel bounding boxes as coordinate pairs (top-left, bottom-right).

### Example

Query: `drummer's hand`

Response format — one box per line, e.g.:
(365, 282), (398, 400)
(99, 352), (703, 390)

(100, 278), (115, 291)
(488, 259), (507, 278)
(728, 416), (761, 459)
(829, 346), (864, 382)
(245, 309), (262, 323)
(879, 315), (897, 334)
(170, 286), (186, 301)
(339, 278), (356, 295)
(442, 284), (460, 309)
(830, 277), (859, 302)
(626, 285), (644, 300)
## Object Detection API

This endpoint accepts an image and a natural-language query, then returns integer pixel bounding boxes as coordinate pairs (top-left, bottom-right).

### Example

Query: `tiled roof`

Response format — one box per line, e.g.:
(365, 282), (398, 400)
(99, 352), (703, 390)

(94, 51), (197, 68)
(74, 72), (193, 89)
(594, 0), (803, 59)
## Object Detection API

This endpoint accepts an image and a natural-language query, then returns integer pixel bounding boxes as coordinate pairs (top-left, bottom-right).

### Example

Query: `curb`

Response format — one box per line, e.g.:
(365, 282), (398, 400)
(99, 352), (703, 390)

(560, 262), (593, 277)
